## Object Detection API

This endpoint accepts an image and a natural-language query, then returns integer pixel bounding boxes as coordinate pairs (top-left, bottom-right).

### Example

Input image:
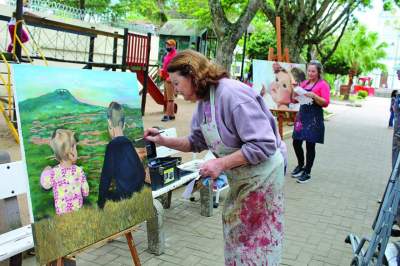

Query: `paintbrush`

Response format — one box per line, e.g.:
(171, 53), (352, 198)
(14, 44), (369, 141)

(135, 130), (165, 142)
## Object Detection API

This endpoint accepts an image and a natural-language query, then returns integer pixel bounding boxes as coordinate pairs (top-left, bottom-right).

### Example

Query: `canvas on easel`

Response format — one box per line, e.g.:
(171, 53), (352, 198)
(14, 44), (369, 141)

(13, 65), (154, 264)
(252, 16), (306, 138)
(253, 60), (306, 110)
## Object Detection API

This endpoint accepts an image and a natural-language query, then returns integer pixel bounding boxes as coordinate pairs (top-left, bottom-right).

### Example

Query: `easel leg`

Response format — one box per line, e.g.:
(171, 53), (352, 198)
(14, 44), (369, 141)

(147, 199), (165, 255)
(166, 191), (172, 208)
(278, 113), (284, 138)
(125, 232), (141, 266)
(200, 181), (213, 217)
(158, 191), (172, 209)
(9, 254), (22, 266)
(46, 258), (64, 266)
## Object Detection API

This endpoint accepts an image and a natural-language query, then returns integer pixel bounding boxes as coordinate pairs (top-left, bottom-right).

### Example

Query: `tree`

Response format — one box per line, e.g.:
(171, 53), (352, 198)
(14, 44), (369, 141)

(111, 0), (168, 23)
(259, 0), (371, 63)
(323, 23), (387, 98)
(54, 0), (110, 12)
(209, 0), (263, 69)
(150, 0), (262, 69)
(324, 24), (387, 76)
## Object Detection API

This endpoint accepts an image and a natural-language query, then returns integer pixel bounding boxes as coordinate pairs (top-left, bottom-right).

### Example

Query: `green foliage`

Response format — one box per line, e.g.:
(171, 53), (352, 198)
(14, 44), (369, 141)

(323, 73), (336, 93)
(323, 24), (388, 76)
(112, 0), (168, 23)
(383, 0), (400, 10)
(323, 54), (351, 76)
(357, 90), (368, 98)
(246, 20), (276, 60)
(383, 1), (393, 10)
(54, 0), (111, 12)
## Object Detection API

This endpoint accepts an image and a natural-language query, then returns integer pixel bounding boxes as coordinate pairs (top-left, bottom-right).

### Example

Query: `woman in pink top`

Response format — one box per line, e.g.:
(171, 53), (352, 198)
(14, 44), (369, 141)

(291, 60), (330, 183)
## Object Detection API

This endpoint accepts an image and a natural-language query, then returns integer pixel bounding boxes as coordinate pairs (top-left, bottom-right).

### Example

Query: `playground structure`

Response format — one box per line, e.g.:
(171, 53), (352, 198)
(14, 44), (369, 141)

(354, 77), (375, 96)
(0, 53), (18, 144)
(0, 10), (168, 144)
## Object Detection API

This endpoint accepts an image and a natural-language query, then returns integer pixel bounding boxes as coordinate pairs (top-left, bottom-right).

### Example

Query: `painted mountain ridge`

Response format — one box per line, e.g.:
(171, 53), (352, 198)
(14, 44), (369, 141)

(19, 89), (105, 120)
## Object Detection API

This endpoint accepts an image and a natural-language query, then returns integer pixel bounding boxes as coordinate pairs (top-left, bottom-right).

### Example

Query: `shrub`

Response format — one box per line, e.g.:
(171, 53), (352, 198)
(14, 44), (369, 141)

(357, 90), (368, 98)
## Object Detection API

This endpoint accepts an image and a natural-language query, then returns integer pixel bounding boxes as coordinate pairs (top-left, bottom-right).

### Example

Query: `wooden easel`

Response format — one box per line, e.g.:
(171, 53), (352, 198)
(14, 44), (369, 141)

(46, 226), (141, 266)
(268, 16), (298, 138)
(268, 17), (290, 63)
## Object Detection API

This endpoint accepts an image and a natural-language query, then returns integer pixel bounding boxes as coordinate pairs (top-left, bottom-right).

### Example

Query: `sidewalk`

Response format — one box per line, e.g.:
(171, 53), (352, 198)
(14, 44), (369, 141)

(22, 96), (393, 265)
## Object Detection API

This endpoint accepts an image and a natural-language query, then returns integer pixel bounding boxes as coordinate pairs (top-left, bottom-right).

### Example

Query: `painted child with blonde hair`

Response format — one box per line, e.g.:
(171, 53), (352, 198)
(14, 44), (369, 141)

(40, 129), (89, 215)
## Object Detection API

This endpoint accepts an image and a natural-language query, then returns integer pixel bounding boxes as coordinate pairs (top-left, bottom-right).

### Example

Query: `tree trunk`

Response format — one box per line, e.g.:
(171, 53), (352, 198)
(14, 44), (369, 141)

(79, 0), (85, 10)
(345, 69), (356, 100)
(284, 36), (305, 63)
(215, 36), (240, 72)
(209, 0), (262, 72)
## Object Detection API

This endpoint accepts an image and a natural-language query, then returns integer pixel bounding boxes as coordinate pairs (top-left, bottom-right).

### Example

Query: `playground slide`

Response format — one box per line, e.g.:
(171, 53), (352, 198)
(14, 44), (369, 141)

(134, 70), (165, 106)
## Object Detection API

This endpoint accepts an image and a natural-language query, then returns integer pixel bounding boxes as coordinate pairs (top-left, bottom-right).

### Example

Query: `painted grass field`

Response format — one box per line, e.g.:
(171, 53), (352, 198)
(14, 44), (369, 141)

(33, 188), (153, 263)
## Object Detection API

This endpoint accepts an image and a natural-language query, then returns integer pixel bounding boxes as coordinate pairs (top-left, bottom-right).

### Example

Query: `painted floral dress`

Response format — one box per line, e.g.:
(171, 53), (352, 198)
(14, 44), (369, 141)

(40, 165), (89, 215)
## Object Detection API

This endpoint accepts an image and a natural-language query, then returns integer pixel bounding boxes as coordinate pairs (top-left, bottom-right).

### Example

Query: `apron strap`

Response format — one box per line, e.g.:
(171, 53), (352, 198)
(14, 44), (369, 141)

(210, 86), (217, 124)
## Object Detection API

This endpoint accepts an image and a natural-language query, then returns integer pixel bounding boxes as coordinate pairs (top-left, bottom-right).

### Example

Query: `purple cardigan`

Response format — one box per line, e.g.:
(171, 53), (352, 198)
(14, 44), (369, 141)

(188, 78), (287, 166)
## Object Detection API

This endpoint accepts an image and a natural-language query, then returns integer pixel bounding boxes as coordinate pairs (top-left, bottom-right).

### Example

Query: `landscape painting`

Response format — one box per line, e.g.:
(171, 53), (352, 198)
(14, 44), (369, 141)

(13, 65), (153, 264)
(253, 59), (306, 110)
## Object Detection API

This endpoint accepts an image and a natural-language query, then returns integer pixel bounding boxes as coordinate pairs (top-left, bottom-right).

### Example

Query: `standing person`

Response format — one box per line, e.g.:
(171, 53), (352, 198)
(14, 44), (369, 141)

(6, 0), (38, 53)
(160, 39), (178, 122)
(291, 60), (330, 184)
(392, 69), (400, 169)
(7, 11), (30, 53)
(389, 90), (398, 128)
(97, 102), (145, 209)
(144, 50), (287, 265)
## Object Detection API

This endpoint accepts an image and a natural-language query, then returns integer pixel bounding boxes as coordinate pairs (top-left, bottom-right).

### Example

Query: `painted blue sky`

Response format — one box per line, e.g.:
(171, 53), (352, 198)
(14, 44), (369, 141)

(13, 65), (141, 109)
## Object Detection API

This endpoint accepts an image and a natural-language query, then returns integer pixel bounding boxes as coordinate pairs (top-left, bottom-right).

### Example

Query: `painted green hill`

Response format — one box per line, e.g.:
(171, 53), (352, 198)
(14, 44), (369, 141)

(19, 89), (104, 121)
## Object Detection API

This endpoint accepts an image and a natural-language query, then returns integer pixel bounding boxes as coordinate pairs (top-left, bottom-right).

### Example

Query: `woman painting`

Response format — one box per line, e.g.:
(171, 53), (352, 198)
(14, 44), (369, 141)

(144, 50), (287, 265)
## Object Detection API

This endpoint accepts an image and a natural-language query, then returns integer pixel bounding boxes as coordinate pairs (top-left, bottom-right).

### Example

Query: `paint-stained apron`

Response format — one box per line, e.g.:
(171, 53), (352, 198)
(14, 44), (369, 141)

(201, 87), (285, 266)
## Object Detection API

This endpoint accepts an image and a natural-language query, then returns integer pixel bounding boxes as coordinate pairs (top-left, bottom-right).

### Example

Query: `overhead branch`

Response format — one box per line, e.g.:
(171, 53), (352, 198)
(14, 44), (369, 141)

(308, 0), (331, 26)
(316, 1), (338, 28)
(260, 1), (276, 26)
(233, 0), (263, 36)
(318, 2), (358, 38)
(315, 14), (348, 42)
(321, 8), (351, 63)
(208, 0), (231, 36)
